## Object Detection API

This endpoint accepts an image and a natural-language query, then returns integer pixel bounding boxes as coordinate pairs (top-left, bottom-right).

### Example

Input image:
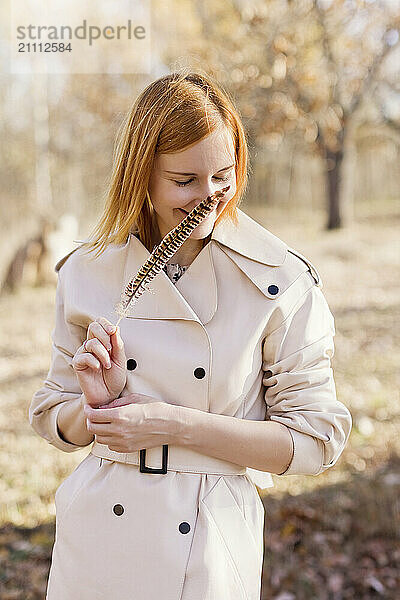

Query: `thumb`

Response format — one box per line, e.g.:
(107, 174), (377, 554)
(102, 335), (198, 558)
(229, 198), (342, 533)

(109, 326), (126, 367)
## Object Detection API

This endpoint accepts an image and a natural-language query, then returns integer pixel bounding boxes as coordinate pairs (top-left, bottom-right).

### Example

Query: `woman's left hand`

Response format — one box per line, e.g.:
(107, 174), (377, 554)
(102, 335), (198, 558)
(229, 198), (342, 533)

(83, 393), (185, 452)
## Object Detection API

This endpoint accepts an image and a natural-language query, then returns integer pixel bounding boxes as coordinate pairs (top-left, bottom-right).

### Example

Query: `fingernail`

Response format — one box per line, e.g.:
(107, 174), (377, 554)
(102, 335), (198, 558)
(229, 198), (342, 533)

(106, 325), (116, 334)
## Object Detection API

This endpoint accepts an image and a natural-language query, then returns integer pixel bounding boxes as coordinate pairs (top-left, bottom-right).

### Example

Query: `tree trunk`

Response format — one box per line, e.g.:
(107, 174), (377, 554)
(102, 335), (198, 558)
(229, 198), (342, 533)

(325, 146), (344, 230)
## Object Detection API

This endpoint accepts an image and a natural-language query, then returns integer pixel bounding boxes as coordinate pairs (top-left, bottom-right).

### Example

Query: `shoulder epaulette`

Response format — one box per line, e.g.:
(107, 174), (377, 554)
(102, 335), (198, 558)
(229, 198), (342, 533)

(286, 246), (322, 287)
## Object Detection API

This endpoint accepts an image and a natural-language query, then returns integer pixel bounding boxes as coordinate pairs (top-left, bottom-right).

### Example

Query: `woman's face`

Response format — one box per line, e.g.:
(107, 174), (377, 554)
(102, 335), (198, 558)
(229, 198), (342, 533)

(148, 126), (237, 240)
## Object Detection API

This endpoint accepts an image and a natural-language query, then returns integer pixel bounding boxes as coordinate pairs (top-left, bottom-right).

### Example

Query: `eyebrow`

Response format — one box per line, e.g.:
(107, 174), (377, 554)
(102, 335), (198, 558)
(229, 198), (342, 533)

(163, 164), (235, 176)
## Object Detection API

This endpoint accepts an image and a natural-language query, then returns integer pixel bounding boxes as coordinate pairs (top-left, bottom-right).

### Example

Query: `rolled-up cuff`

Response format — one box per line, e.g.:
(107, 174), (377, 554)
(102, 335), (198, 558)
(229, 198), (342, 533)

(278, 428), (324, 476)
(48, 402), (90, 453)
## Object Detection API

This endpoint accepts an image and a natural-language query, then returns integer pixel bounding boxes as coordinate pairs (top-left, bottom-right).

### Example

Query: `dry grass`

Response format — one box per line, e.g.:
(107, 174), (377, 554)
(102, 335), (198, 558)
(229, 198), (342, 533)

(0, 201), (399, 598)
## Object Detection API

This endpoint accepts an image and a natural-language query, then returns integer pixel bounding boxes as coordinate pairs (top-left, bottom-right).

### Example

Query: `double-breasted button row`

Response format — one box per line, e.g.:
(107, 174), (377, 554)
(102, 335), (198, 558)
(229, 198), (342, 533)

(127, 359), (206, 380)
(112, 505), (190, 535)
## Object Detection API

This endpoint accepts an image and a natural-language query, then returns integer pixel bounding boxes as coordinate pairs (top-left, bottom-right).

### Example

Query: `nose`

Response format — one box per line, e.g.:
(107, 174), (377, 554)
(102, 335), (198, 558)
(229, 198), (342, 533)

(187, 181), (229, 210)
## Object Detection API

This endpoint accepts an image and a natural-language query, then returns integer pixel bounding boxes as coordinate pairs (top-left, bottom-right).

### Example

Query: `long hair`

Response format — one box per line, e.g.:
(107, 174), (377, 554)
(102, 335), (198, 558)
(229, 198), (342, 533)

(80, 68), (249, 259)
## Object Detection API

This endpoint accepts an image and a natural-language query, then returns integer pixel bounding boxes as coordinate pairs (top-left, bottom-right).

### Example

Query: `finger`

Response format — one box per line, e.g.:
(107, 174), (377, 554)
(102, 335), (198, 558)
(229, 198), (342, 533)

(87, 320), (113, 352)
(83, 405), (116, 423)
(86, 420), (113, 434)
(109, 326), (126, 367)
(82, 338), (112, 370)
(95, 317), (117, 338)
(73, 353), (101, 372)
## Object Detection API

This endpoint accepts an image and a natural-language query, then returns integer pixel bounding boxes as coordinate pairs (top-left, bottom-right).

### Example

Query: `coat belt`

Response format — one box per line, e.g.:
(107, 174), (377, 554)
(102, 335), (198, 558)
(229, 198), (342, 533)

(90, 441), (247, 476)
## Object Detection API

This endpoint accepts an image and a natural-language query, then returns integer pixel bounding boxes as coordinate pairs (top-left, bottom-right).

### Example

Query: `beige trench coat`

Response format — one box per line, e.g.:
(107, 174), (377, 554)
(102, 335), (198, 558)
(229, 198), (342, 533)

(30, 208), (352, 600)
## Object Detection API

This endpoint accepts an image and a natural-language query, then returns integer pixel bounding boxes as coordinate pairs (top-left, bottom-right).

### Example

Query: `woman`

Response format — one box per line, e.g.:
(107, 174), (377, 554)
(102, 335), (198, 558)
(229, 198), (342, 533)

(30, 70), (352, 600)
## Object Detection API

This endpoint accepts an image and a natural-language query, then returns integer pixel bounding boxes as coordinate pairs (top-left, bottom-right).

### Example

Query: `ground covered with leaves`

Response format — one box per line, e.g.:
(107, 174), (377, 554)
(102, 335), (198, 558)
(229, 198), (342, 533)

(0, 203), (399, 599)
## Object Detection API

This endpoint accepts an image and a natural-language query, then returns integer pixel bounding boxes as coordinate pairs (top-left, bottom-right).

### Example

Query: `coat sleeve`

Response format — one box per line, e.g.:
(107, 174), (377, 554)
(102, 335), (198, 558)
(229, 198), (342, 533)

(29, 267), (91, 452)
(262, 282), (352, 476)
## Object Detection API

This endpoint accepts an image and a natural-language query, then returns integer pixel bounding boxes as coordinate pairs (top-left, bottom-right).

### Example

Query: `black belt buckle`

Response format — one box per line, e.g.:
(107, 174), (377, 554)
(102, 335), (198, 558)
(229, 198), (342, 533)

(139, 445), (168, 474)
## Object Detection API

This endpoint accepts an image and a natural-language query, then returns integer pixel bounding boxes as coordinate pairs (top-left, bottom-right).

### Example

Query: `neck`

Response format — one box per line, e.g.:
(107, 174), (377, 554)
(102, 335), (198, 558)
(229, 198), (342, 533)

(151, 213), (212, 266)
(167, 237), (206, 266)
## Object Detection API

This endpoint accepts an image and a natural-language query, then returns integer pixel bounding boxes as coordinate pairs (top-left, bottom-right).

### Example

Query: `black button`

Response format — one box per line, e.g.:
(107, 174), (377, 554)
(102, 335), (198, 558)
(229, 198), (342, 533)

(179, 522), (190, 534)
(127, 359), (137, 370)
(264, 370), (273, 378)
(113, 504), (124, 516)
(194, 367), (206, 379)
(268, 285), (279, 295)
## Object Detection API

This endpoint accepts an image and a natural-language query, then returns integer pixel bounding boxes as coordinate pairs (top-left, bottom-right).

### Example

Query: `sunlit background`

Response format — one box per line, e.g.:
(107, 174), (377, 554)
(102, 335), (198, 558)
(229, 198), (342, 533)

(0, 1), (399, 598)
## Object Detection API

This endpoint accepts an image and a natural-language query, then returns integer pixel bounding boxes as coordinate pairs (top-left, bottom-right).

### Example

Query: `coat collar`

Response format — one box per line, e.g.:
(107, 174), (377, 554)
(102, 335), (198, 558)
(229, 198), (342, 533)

(122, 208), (288, 324)
(56, 208), (288, 324)
(211, 208), (287, 266)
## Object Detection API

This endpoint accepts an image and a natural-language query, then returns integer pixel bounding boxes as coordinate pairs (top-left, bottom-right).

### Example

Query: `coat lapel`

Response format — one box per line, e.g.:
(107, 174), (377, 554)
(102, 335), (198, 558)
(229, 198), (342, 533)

(121, 233), (217, 324)
(174, 242), (218, 324)
(210, 208), (288, 300)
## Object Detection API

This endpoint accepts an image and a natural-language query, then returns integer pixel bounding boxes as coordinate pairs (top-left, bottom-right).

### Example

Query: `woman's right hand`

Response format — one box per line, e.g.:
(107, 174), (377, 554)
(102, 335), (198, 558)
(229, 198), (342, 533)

(72, 317), (127, 408)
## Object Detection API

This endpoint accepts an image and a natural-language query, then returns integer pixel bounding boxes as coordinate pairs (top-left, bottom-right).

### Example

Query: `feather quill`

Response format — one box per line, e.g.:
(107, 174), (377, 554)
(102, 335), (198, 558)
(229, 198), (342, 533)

(114, 185), (230, 325)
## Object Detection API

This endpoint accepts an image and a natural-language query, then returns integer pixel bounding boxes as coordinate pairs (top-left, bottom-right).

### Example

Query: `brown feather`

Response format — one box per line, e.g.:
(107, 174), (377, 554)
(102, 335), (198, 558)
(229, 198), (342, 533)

(114, 185), (230, 325)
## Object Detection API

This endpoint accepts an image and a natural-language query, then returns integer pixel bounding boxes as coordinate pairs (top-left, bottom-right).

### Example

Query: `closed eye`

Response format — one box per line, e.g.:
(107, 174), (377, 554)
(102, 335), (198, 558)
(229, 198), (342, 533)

(173, 174), (231, 188)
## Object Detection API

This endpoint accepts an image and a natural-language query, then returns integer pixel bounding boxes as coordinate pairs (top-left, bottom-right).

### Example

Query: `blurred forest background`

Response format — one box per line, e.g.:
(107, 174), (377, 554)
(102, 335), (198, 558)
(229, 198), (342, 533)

(0, 0), (399, 598)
